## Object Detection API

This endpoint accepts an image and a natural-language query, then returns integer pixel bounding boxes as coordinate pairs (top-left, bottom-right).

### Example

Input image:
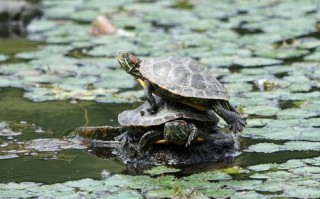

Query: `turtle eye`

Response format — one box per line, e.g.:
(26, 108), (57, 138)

(122, 53), (129, 58)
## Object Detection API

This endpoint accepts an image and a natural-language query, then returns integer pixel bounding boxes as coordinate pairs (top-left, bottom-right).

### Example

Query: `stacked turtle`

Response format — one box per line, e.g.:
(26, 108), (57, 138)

(75, 53), (246, 165)
(117, 52), (247, 150)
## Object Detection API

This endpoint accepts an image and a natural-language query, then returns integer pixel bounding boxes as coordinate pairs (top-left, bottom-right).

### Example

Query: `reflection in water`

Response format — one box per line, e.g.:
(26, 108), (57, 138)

(124, 156), (235, 176)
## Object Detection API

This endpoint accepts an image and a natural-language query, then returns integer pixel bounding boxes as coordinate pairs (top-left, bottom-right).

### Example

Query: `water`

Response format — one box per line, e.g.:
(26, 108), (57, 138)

(0, 88), (129, 184)
(1, 1), (320, 197)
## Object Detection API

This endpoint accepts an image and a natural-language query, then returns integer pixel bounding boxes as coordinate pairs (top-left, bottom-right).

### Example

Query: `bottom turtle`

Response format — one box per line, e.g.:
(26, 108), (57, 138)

(117, 95), (219, 152)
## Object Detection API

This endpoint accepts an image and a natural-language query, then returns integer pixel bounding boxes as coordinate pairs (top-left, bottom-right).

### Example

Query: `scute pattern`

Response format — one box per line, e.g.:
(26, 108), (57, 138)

(140, 56), (230, 100)
(118, 96), (218, 127)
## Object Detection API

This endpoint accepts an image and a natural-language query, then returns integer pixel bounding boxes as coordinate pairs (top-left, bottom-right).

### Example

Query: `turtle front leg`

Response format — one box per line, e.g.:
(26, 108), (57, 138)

(144, 80), (157, 114)
(139, 129), (163, 152)
(186, 122), (200, 147)
(213, 104), (247, 133)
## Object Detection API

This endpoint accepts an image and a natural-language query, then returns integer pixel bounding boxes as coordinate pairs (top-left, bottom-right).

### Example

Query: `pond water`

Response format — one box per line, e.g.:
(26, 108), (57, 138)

(1, 0), (320, 198)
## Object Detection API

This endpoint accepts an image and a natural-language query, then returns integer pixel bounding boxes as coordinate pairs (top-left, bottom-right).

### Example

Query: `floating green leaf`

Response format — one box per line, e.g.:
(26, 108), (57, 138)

(0, 54), (8, 62)
(27, 19), (57, 33)
(144, 166), (181, 176)
(183, 170), (232, 182)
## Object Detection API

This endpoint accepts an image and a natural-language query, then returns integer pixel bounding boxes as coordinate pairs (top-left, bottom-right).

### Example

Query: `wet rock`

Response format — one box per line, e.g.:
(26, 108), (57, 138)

(75, 124), (238, 165)
(0, 0), (42, 37)
(116, 130), (238, 165)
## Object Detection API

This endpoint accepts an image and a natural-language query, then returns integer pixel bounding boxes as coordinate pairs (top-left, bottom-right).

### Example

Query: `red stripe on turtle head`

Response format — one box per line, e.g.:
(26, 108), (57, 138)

(129, 54), (139, 65)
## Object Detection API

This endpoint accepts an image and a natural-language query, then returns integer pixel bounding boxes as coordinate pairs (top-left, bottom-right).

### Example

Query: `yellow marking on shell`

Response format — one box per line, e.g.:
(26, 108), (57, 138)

(184, 102), (209, 112)
(154, 137), (204, 145)
(138, 79), (147, 88)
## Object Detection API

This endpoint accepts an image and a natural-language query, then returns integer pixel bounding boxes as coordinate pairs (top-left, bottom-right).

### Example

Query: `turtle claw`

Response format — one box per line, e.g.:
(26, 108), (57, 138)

(115, 131), (138, 145)
(147, 107), (157, 114)
(229, 116), (247, 133)
(185, 132), (198, 147)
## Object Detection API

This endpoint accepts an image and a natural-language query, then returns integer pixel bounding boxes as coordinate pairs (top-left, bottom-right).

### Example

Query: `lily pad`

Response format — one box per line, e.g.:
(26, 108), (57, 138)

(304, 51), (320, 61)
(144, 166), (181, 176)
(246, 141), (320, 153)
(0, 154), (19, 160)
(247, 163), (277, 172)
(0, 54), (8, 62)
(223, 180), (263, 191)
(284, 185), (320, 198)
(255, 48), (310, 60)
(233, 57), (282, 67)
(27, 19), (57, 33)
(68, 10), (98, 22)
(183, 170), (232, 182)
(245, 142), (282, 153)
(277, 108), (320, 120)
(244, 105), (280, 117)
(0, 122), (22, 137)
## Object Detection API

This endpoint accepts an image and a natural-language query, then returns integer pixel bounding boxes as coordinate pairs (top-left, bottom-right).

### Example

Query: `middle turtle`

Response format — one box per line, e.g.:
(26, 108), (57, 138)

(117, 52), (247, 133)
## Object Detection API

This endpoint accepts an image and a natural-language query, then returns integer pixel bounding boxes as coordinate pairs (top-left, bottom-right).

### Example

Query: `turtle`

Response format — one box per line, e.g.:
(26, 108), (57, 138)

(117, 95), (220, 152)
(117, 52), (247, 133)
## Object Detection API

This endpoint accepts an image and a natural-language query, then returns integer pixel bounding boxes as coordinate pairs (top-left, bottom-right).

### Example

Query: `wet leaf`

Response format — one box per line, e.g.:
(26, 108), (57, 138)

(221, 166), (249, 174)
(144, 166), (181, 176)
(305, 51), (320, 61)
(246, 118), (273, 128)
(284, 185), (320, 198)
(232, 191), (267, 199)
(256, 182), (283, 193)
(245, 142), (282, 153)
(145, 189), (175, 199)
(277, 108), (320, 119)
(0, 154), (19, 160)
(246, 141), (320, 153)
(233, 57), (282, 67)
(255, 48), (309, 59)
(202, 188), (236, 198)
(223, 180), (263, 191)
(244, 105), (280, 116)
(247, 163), (277, 172)
(27, 19), (57, 33)
(64, 178), (101, 188)
(183, 170), (232, 182)
(0, 54), (8, 62)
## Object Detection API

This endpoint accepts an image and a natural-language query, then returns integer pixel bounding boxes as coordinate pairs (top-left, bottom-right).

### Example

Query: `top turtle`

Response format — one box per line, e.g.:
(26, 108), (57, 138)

(117, 52), (247, 133)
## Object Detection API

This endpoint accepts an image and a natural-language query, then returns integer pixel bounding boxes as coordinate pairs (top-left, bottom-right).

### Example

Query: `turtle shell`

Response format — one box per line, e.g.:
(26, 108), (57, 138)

(118, 95), (218, 127)
(139, 56), (230, 100)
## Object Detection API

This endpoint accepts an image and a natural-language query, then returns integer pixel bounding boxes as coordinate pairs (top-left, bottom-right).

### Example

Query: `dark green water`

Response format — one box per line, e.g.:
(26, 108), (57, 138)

(0, 88), (133, 183)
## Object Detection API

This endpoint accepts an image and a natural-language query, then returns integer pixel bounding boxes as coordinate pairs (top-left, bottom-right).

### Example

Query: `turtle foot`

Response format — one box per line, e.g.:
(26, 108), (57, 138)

(229, 116), (247, 133)
(115, 131), (138, 145)
(147, 107), (157, 114)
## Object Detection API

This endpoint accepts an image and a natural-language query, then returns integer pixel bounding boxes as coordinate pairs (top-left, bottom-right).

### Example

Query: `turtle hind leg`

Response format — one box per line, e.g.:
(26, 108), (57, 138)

(139, 130), (163, 152)
(212, 101), (247, 133)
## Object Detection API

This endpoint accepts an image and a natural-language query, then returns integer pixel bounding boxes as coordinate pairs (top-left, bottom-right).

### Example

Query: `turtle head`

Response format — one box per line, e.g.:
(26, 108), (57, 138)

(164, 120), (189, 145)
(117, 52), (142, 79)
